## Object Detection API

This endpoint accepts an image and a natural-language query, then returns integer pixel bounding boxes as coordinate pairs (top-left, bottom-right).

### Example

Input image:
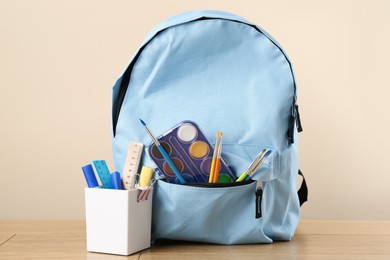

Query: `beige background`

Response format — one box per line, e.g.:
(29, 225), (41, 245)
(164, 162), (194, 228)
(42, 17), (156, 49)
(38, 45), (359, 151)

(1, 0), (389, 220)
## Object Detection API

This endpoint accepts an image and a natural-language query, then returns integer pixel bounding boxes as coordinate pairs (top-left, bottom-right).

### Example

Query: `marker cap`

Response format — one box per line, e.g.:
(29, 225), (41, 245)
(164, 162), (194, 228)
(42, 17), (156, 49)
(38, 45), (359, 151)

(139, 166), (154, 187)
(111, 171), (123, 190)
(82, 164), (99, 188)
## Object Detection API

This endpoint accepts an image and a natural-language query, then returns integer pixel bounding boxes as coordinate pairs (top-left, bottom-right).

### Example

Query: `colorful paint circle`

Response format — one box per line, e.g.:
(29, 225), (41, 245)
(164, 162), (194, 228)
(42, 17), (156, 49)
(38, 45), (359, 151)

(151, 142), (171, 159)
(200, 157), (212, 174)
(189, 141), (209, 159)
(163, 157), (184, 175)
(200, 157), (220, 174)
(177, 123), (198, 143)
(217, 174), (233, 183)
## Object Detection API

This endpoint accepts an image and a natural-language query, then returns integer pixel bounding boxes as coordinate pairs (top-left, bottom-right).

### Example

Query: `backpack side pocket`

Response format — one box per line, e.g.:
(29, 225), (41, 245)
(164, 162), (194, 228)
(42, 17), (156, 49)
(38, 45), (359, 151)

(151, 180), (272, 244)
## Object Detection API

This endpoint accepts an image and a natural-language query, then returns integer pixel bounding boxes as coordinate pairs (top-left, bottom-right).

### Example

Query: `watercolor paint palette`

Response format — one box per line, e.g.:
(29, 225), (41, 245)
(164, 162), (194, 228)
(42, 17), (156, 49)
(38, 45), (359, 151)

(147, 121), (235, 184)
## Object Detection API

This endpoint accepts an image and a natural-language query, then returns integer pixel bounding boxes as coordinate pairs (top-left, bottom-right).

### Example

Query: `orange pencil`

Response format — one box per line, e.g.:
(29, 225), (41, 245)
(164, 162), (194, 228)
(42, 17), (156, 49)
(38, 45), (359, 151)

(213, 132), (223, 183)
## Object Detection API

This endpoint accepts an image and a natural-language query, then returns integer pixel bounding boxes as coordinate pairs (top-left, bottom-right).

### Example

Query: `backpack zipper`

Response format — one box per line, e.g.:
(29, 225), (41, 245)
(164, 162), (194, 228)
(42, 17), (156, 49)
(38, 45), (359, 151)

(180, 177), (264, 219)
(288, 98), (303, 144)
(183, 179), (254, 188)
(255, 186), (263, 219)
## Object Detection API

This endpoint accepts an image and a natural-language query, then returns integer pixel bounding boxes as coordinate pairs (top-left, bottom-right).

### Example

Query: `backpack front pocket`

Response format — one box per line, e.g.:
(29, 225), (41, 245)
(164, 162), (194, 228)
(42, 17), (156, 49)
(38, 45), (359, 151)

(151, 180), (273, 244)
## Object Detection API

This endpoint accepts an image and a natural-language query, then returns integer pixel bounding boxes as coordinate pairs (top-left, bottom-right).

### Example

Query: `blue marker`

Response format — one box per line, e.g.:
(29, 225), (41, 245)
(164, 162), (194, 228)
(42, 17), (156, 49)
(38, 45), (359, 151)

(111, 171), (123, 190)
(82, 164), (99, 188)
(139, 118), (186, 184)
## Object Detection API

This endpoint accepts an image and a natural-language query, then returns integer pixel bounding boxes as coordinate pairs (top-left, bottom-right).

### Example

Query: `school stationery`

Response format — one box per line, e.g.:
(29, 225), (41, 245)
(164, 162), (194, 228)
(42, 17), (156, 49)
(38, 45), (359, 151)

(82, 164), (99, 188)
(92, 160), (113, 189)
(139, 166), (153, 187)
(208, 132), (219, 183)
(111, 10), (308, 245)
(122, 141), (144, 190)
(212, 131), (223, 183)
(137, 179), (155, 202)
(111, 171), (123, 190)
(140, 119), (186, 184)
(147, 121), (235, 183)
(236, 149), (270, 182)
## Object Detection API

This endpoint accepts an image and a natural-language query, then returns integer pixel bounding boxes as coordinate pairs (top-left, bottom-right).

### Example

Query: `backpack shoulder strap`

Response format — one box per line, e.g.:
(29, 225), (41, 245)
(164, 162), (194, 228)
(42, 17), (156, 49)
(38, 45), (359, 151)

(298, 169), (308, 206)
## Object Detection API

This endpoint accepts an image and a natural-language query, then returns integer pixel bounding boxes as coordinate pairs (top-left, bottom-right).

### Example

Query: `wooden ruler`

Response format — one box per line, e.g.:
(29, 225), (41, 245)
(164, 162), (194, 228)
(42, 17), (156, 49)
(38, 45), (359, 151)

(122, 141), (144, 190)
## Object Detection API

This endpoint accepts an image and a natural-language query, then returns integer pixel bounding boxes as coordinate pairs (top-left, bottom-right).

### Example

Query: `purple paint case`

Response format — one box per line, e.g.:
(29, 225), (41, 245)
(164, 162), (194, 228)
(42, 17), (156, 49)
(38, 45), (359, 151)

(147, 121), (235, 184)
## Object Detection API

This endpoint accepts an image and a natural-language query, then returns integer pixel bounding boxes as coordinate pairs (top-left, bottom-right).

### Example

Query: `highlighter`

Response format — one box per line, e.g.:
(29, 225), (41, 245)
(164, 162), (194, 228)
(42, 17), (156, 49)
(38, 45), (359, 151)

(139, 166), (154, 187)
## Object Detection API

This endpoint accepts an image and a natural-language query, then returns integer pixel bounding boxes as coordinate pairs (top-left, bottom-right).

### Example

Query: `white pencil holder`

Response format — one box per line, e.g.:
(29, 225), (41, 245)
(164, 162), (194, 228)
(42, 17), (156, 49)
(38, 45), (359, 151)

(85, 188), (153, 255)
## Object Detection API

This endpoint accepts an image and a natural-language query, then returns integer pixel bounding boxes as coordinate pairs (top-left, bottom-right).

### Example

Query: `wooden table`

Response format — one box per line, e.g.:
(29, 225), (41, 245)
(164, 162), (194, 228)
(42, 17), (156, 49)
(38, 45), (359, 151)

(0, 220), (389, 259)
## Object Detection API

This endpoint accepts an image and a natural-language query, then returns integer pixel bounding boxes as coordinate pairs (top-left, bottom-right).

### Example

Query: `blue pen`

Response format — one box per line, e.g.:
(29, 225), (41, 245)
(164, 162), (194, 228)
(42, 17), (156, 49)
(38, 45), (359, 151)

(139, 118), (186, 184)
(111, 171), (123, 190)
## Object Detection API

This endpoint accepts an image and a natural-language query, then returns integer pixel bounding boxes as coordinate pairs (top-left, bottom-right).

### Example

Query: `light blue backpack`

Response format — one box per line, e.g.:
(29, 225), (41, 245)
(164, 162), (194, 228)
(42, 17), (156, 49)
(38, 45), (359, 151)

(112, 10), (307, 244)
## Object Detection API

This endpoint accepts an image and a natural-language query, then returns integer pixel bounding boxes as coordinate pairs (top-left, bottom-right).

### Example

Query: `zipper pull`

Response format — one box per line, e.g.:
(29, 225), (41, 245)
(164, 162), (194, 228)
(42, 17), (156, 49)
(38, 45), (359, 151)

(288, 103), (303, 144)
(295, 104), (303, 133)
(255, 186), (263, 219)
(288, 106), (295, 144)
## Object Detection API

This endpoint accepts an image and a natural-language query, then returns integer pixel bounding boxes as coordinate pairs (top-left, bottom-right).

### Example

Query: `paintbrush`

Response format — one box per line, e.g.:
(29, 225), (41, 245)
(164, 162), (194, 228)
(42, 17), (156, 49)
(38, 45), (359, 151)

(213, 131), (223, 183)
(236, 149), (272, 182)
(208, 131), (220, 183)
(139, 118), (186, 184)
